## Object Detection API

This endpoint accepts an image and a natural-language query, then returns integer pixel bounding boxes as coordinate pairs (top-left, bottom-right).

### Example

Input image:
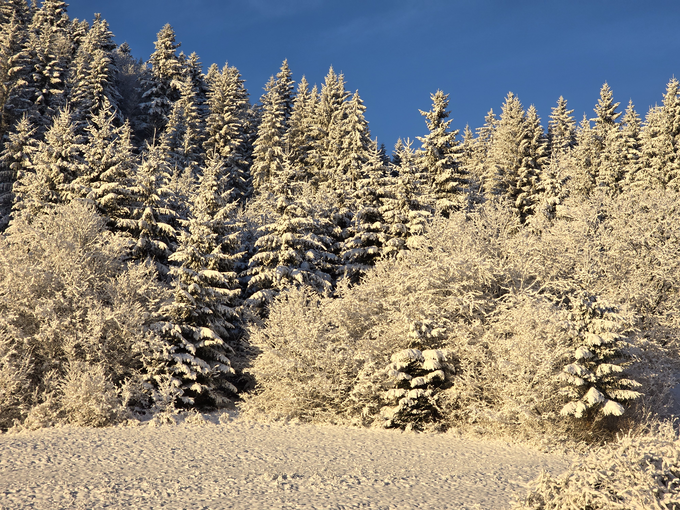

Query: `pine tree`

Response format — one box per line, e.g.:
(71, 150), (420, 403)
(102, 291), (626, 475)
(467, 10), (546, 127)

(0, 115), (36, 228)
(12, 107), (83, 218)
(313, 67), (349, 184)
(67, 14), (121, 130)
(486, 93), (542, 220)
(139, 23), (183, 136)
(153, 154), (242, 407)
(416, 90), (467, 216)
(274, 59), (294, 130)
(569, 114), (599, 196)
(472, 109), (497, 193)
(251, 75), (286, 193)
(548, 96), (576, 157)
(341, 139), (389, 282)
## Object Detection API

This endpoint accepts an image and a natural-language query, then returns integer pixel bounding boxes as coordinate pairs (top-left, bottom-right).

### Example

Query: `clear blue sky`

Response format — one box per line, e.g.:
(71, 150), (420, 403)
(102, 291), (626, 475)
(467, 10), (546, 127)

(64, 0), (680, 152)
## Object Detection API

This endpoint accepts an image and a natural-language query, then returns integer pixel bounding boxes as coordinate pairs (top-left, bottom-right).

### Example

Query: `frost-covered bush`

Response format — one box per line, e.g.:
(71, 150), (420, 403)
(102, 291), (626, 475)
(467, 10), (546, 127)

(514, 422), (680, 510)
(0, 201), (170, 429)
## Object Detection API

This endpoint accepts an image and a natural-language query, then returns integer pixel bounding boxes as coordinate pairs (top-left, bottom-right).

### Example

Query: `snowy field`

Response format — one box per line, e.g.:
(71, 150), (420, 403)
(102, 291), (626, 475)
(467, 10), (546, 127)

(0, 412), (571, 510)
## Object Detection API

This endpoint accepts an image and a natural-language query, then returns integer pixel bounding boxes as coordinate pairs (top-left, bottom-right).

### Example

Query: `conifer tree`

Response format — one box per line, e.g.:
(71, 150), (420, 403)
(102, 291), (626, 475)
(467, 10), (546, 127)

(69, 98), (136, 225)
(548, 96), (576, 157)
(122, 142), (177, 274)
(203, 62), (252, 202)
(340, 140), (390, 282)
(0, 10), (28, 137)
(31, 0), (69, 32)
(274, 59), (294, 130)
(251, 75), (286, 193)
(416, 90), (467, 215)
(0, 115), (35, 228)
(12, 107), (83, 218)
(569, 114), (599, 196)
(472, 109), (497, 193)
(153, 154), (242, 406)
(285, 75), (315, 179)
(139, 23), (183, 136)
(486, 93), (542, 220)
(637, 78), (680, 190)
(244, 185), (340, 310)
(0, 0), (31, 27)
(326, 90), (372, 190)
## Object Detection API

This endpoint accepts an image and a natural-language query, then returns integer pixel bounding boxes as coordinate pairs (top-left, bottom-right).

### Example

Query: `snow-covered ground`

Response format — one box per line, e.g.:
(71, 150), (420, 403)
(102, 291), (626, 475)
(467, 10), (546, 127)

(0, 412), (571, 510)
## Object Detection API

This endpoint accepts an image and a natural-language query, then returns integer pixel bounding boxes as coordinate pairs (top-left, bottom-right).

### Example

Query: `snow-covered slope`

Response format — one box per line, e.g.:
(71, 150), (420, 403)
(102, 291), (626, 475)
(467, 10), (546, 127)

(0, 412), (570, 510)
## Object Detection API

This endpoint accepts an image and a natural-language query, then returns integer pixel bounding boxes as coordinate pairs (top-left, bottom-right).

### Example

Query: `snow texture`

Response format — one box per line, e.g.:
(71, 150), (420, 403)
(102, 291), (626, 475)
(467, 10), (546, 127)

(0, 412), (569, 510)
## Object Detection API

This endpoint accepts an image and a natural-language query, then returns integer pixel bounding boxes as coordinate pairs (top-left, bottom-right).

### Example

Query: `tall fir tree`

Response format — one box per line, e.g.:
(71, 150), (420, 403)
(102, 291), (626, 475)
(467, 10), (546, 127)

(0, 114), (36, 228)
(0, 10), (28, 137)
(203, 62), (251, 203)
(416, 89), (468, 215)
(637, 78), (680, 190)
(250, 75), (286, 193)
(472, 109), (497, 193)
(313, 66), (349, 184)
(284, 75), (315, 180)
(548, 96), (576, 157)
(153, 154), (243, 407)
(274, 59), (294, 130)
(12, 107), (84, 218)
(569, 114), (600, 196)
(139, 23), (183, 137)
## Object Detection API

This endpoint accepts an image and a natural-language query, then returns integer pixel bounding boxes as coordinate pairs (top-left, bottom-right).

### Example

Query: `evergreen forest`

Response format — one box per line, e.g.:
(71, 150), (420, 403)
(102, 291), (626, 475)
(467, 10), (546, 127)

(3, 2), (680, 474)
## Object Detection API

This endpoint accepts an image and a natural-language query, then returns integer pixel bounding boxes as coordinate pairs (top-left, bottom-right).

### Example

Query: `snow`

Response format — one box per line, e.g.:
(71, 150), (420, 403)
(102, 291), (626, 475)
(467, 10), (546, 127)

(0, 412), (570, 509)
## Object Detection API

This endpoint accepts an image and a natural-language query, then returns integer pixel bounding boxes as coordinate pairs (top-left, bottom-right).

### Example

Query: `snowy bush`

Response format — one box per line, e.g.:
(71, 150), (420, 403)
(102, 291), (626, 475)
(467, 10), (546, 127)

(0, 201), (170, 429)
(514, 422), (680, 510)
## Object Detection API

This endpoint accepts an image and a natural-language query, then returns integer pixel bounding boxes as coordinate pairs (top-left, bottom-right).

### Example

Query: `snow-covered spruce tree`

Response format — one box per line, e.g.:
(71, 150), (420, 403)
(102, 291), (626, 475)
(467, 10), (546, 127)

(0, 9), (28, 137)
(379, 348), (455, 431)
(416, 90), (468, 216)
(203, 62), (252, 203)
(284, 75), (315, 178)
(121, 141), (177, 275)
(325, 90), (372, 191)
(0, 115), (36, 229)
(5, 15), (71, 134)
(340, 140), (389, 283)
(486, 93), (543, 221)
(139, 23), (183, 137)
(312, 66), (350, 186)
(69, 97), (136, 226)
(243, 184), (340, 311)
(66, 14), (121, 131)
(12, 107), (85, 219)
(379, 138), (431, 256)
(471, 108), (497, 193)
(557, 292), (642, 422)
(0, 0), (31, 27)
(619, 100), (643, 192)
(547, 95), (576, 158)
(636, 78), (680, 191)
(160, 75), (203, 178)
(151, 154), (243, 407)
(251, 75), (287, 193)
(568, 114), (599, 196)
(182, 51), (209, 125)
(274, 59), (294, 131)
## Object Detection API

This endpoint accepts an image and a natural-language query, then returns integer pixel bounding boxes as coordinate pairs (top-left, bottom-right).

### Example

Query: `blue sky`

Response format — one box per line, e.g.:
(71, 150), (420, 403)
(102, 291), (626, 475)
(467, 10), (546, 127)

(64, 0), (680, 152)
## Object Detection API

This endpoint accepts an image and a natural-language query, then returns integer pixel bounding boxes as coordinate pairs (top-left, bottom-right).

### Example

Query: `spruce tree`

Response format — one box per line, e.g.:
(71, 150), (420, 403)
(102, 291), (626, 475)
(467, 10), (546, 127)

(0, 115), (36, 228)
(548, 96), (576, 157)
(139, 23), (183, 137)
(472, 109), (497, 194)
(0, 10), (28, 137)
(274, 59), (294, 130)
(251, 75), (286, 193)
(153, 154), (242, 407)
(70, 98), (136, 225)
(203, 62), (251, 203)
(326, 90), (372, 190)
(313, 67), (349, 184)
(637, 78), (680, 190)
(285, 75), (315, 179)
(416, 90), (467, 216)
(12, 107), (83, 218)
(569, 114), (600, 196)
